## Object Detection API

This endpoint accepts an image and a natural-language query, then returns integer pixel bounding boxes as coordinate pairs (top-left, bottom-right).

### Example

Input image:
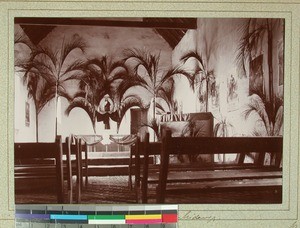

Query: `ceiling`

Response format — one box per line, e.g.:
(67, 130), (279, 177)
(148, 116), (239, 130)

(15, 17), (197, 49)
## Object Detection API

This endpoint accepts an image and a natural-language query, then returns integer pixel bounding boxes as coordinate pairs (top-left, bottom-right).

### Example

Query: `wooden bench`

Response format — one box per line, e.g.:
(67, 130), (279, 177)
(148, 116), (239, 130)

(15, 136), (65, 203)
(139, 131), (283, 203)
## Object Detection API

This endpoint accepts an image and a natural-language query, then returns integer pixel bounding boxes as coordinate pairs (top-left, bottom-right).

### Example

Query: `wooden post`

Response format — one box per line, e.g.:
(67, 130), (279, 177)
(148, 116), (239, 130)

(141, 133), (150, 203)
(257, 152), (266, 167)
(79, 139), (84, 191)
(156, 130), (171, 203)
(128, 144), (133, 190)
(237, 153), (246, 165)
(274, 138), (283, 168)
(66, 137), (73, 203)
(75, 137), (81, 203)
(55, 135), (64, 203)
(134, 136), (141, 202)
(84, 143), (88, 187)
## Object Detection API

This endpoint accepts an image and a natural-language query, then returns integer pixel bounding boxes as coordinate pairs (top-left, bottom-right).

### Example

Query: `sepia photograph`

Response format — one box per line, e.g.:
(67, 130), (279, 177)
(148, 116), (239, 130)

(14, 17), (284, 205)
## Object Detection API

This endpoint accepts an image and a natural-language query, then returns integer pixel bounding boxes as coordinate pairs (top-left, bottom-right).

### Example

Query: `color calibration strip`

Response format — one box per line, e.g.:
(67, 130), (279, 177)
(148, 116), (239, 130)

(15, 205), (178, 226)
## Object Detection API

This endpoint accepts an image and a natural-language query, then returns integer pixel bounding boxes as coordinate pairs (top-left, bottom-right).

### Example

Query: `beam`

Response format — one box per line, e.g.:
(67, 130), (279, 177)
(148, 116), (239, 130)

(15, 17), (197, 30)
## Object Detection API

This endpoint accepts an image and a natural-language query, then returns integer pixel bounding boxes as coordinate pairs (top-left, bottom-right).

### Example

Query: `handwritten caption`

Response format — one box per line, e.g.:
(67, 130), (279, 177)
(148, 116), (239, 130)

(179, 210), (216, 223)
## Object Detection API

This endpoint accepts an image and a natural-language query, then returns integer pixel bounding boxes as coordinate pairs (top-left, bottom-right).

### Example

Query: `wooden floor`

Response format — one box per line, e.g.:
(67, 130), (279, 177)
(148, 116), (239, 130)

(15, 176), (136, 204)
(15, 176), (282, 204)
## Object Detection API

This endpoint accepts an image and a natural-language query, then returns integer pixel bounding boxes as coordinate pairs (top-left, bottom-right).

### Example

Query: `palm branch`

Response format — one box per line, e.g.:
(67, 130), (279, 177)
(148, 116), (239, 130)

(79, 56), (129, 106)
(18, 34), (87, 137)
(118, 95), (145, 120)
(141, 117), (160, 140)
(156, 78), (176, 113)
(111, 95), (145, 131)
(235, 18), (267, 78)
(14, 30), (36, 66)
(213, 117), (233, 137)
(243, 93), (283, 136)
(180, 51), (205, 90)
(65, 55), (132, 133)
(180, 50), (216, 111)
(121, 48), (191, 125)
(65, 97), (96, 132)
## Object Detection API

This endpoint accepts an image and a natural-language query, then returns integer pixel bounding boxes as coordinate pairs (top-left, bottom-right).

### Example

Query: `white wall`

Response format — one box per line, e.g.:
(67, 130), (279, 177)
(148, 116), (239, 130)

(196, 18), (250, 135)
(172, 30), (199, 114)
(14, 71), (37, 142)
(171, 18), (284, 136)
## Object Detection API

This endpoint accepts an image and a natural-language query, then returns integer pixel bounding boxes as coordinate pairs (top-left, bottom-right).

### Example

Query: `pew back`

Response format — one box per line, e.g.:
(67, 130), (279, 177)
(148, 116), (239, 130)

(156, 130), (283, 203)
(14, 136), (64, 203)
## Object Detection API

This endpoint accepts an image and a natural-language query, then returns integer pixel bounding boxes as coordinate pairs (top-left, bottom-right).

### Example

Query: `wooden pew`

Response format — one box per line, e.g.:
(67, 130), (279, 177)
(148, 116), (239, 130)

(139, 131), (283, 203)
(14, 136), (64, 203)
(156, 130), (283, 203)
(62, 136), (87, 203)
(134, 134), (161, 203)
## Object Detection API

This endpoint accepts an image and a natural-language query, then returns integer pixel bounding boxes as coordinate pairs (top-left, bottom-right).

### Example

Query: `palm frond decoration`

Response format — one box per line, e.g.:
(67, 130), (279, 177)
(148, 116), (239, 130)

(18, 34), (87, 137)
(79, 56), (129, 105)
(65, 55), (130, 132)
(121, 48), (191, 126)
(180, 51), (216, 112)
(243, 93), (283, 136)
(180, 51), (205, 90)
(60, 35), (86, 67)
(123, 48), (160, 83)
(14, 29), (36, 66)
(65, 97), (96, 132)
(141, 118), (160, 140)
(213, 116), (234, 163)
(235, 19), (267, 78)
(213, 116), (234, 137)
(112, 95), (146, 132)
(236, 18), (283, 123)
(37, 84), (57, 113)
(14, 31), (34, 49)
(117, 95), (145, 120)
(156, 77), (177, 114)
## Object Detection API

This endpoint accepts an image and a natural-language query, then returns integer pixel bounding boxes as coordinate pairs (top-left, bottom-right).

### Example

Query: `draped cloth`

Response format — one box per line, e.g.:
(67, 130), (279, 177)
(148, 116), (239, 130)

(109, 135), (137, 146)
(74, 135), (103, 146)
